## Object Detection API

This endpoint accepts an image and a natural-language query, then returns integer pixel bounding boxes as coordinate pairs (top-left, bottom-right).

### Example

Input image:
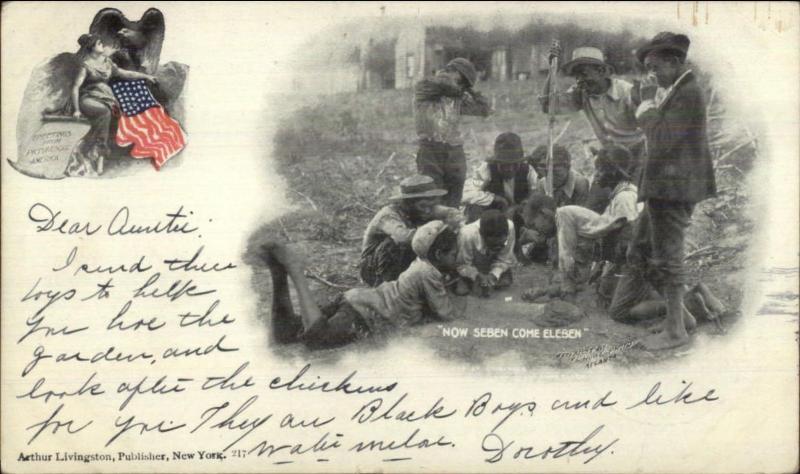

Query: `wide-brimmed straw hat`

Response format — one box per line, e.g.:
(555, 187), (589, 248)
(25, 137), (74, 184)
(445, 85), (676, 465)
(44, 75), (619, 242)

(561, 47), (614, 76)
(486, 132), (525, 164)
(636, 32), (691, 64)
(389, 175), (447, 201)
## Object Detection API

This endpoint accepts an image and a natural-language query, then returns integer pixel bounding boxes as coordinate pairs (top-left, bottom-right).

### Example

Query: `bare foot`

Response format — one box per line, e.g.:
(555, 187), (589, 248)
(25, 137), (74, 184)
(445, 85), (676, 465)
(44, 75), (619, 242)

(694, 282), (726, 316)
(648, 308), (696, 333)
(641, 329), (690, 350)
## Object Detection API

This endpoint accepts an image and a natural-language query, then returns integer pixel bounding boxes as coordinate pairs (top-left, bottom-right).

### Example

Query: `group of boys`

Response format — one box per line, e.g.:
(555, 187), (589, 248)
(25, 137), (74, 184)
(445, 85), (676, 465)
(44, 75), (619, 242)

(263, 31), (720, 352)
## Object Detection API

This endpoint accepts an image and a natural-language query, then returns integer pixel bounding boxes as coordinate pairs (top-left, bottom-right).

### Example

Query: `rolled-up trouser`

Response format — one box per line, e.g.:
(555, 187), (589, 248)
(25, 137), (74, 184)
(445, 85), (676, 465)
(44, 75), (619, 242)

(610, 199), (694, 321)
(359, 236), (416, 287)
(416, 140), (467, 208)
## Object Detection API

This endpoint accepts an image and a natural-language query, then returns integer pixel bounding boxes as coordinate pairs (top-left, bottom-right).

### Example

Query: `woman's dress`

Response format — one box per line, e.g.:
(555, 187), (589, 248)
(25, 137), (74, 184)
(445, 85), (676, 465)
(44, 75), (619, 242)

(64, 58), (117, 177)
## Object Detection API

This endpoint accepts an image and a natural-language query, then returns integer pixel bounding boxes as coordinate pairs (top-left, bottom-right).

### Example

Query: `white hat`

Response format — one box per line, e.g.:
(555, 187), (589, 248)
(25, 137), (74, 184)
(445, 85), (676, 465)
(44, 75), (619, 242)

(411, 220), (447, 259)
(561, 47), (614, 76)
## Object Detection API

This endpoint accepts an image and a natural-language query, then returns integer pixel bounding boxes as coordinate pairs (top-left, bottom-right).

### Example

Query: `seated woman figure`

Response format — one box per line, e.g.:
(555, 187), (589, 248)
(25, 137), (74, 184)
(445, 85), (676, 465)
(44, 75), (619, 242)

(64, 33), (156, 177)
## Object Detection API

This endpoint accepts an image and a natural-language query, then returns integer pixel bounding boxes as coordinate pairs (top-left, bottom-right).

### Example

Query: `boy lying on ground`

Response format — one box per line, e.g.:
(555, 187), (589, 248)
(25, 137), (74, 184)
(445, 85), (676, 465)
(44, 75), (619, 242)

(453, 210), (516, 297)
(264, 220), (465, 350)
(360, 174), (463, 287)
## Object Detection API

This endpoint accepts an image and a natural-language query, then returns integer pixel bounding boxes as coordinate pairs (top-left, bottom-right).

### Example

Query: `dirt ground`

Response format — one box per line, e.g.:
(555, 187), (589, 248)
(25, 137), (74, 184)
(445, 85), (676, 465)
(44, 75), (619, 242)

(246, 78), (757, 368)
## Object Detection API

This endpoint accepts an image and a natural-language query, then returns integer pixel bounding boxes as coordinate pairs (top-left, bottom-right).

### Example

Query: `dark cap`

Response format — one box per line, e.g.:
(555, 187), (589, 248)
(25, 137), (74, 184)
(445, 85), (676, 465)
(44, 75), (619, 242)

(479, 209), (509, 237)
(446, 57), (478, 88)
(595, 144), (633, 178)
(487, 132), (525, 164)
(522, 192), (557, 222)
(636, 32), (691, 64)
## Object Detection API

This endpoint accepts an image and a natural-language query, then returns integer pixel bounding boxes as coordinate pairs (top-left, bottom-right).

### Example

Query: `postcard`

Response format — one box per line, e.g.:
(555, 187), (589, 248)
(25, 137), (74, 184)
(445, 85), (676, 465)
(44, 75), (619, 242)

(2, 2), (798, 473)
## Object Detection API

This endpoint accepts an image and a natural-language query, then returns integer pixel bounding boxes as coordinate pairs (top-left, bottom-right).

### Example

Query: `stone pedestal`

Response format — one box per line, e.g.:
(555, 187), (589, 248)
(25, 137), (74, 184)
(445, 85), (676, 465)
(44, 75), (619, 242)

(9, 118), (89, 179)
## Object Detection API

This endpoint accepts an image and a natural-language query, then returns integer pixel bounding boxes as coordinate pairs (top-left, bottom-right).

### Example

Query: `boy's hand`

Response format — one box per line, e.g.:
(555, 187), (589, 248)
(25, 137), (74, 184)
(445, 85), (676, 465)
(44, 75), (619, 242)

(476, 273), (493, 288)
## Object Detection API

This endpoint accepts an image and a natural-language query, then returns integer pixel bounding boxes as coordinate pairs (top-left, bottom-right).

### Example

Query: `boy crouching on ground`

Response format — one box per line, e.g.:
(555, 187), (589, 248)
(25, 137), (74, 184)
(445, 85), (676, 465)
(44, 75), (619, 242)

(360, 174), (462, 287)
(554, 145), (640, 296)
(454, 210), (517, 297)
(264, 221), (464, 350)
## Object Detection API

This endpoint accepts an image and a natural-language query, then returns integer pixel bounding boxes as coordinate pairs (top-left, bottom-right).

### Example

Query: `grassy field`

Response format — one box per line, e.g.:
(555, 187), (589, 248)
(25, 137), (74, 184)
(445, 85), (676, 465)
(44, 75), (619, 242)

(246, 78), (755, 367)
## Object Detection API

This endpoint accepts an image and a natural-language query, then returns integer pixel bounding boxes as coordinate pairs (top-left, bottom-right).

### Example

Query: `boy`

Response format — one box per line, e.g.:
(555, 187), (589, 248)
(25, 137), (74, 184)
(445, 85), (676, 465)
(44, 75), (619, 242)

(530, 144), (591, 208)
(264, 221), (463, 350)
(415, 58), (491, 207)
(360, 174), (463, 287)
(454, 210), (517, 297)
(620, 32), (717, 350)
(552, 145), (640, 296)
(462, 132), (539, 223)
(539, 44), (646, 212)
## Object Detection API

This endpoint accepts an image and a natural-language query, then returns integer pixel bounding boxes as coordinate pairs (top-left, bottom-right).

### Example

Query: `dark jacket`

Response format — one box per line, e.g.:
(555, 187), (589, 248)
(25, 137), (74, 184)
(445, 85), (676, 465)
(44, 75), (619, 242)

(637, 72), (716, 204)
(485, 163), (531, 205)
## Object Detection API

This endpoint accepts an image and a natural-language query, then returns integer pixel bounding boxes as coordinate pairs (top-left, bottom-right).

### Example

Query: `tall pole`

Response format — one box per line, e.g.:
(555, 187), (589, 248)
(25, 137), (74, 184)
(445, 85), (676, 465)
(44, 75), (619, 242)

(545, 40), (560, 197)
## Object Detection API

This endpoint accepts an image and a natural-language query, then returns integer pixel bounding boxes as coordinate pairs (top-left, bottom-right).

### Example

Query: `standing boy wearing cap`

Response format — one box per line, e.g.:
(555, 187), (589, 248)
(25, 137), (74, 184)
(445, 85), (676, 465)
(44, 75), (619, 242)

(454, 210), (517, 297)
(262, 221), (464, 350)
(540, 44), (645, 212)
(360, 174), (463, 287)
(415, 57), (491, 207)
(614, 32), (716, 350)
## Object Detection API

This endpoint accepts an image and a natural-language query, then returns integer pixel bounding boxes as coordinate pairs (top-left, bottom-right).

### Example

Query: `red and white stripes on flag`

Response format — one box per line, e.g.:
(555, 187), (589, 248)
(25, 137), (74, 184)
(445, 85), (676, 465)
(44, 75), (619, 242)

(115, 106), (186, 170)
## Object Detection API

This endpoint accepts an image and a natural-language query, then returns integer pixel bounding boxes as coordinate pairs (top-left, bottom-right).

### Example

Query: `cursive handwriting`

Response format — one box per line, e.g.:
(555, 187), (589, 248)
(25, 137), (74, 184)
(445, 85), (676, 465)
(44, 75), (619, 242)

(25, 404), (93, 445)
(27, 203), (199, 237)
(269, 364), (398, 395)
(106, 415), (186, 447)
(107, 206), (198, 236)
(350, 428), (454, 453)
(627, 381), (719, 409)
(351, 393), (456, 424)
(17, 373), (104, 404)
(28, 202), (101, 236)
(192, 395), (272, 451)
(53, 246), (152, 275)
(163, 246), (236, 272)
(481, 425), (618, 464)
(23, 344), (155, 377)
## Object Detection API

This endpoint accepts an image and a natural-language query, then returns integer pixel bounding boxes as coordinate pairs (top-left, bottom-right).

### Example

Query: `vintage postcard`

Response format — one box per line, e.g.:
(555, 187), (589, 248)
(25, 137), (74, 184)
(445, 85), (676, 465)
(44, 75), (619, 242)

(2, 2), (798, 473)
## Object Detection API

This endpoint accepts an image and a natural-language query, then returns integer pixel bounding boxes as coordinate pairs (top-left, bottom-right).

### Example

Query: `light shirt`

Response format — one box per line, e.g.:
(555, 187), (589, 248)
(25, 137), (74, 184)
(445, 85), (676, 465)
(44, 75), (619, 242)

(555, 181), (640, 273)
(415, 76), (491, 145)
(456, 219), (517, 280)
(547, 77), (644, 147)
(536, 169), (590, 207)
(362, 204), (464, 255)
(462, 162), (539, 206)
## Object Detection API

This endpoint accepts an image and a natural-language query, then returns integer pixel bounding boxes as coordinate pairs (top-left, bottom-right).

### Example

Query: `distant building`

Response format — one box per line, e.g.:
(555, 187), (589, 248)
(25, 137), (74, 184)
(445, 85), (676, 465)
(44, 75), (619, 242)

(394, 25), (468, 89)
(293, 25), (574, 95)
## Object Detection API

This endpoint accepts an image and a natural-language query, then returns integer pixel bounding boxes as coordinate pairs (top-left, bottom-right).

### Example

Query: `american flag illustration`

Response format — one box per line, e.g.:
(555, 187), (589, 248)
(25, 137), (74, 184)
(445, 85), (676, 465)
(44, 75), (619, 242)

(111, 80), (186, 170)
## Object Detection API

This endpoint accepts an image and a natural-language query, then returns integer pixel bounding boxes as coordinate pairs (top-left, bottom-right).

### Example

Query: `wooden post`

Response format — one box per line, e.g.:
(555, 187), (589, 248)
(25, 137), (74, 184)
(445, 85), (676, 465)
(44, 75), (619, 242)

(545, 40), (560, 197)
